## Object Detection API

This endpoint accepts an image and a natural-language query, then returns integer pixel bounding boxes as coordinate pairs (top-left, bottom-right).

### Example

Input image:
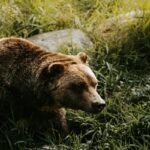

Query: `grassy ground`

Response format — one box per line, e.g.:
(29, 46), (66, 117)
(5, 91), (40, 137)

(0, 0), (150, 149)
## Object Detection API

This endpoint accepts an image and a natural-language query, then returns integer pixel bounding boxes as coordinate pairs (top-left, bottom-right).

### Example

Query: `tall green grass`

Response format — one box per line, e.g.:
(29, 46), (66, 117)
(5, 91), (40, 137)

(0, 0), (150, 149)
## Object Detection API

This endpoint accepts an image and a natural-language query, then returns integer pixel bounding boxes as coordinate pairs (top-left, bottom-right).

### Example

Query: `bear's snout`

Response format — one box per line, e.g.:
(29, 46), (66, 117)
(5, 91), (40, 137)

(92, 101), (105, 112)
(88, 92), (105, 113)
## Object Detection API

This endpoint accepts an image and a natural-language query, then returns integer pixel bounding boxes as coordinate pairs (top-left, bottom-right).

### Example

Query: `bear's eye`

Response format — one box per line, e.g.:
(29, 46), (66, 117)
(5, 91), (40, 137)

(70, 82), (87, 92)
(78, 82), (87, 89)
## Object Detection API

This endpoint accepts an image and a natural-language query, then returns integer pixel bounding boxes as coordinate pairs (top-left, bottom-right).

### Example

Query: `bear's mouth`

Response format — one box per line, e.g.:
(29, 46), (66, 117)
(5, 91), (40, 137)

(87, 103), (106, 114)
(90, 108), (104, 114)
(81, 105), (105, 114)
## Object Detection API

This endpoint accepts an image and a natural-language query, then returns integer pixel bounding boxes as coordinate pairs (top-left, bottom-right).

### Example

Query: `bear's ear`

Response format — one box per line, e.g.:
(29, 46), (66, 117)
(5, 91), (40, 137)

(48, 63), (65, 77)
(41, 63), (65, 79)
(77, 52), (88, 64)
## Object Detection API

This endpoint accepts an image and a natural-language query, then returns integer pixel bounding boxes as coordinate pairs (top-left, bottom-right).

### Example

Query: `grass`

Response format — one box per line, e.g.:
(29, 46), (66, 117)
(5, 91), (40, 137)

(0, 0), (150, 149)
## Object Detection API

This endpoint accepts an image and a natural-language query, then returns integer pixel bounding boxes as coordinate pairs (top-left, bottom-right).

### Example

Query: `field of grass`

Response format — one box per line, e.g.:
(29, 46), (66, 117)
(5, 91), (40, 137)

(0, 0), (150, 149)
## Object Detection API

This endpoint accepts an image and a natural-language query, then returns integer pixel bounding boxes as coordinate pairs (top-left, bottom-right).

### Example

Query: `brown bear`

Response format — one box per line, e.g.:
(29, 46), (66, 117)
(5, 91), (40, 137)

(0, 37), (105, 134)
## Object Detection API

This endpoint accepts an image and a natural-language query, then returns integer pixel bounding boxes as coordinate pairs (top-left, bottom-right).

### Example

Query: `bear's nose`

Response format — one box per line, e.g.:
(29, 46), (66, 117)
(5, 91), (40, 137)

(92, 102), (105, 110)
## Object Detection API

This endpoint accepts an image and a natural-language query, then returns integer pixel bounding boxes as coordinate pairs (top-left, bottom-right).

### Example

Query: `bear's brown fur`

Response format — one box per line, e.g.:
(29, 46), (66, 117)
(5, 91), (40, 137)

(0, 37), (105, 134)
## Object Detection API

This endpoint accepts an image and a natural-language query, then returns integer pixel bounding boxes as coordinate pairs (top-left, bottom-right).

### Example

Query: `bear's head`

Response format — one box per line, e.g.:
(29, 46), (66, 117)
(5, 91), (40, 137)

(38, 52), (105, 113)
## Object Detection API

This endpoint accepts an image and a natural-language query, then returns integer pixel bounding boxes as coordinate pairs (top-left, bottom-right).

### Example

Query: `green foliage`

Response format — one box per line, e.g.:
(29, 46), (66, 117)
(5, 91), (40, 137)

(0, 0), (150, 149)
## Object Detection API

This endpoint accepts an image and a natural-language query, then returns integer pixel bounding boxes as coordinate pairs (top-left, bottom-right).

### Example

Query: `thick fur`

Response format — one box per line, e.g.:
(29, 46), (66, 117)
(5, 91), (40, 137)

(0, 37), (105, 134)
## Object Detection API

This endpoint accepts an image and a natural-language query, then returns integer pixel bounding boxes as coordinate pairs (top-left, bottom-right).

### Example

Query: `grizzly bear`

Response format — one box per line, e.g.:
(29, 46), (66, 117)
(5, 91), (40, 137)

(0, 37), (105, 134)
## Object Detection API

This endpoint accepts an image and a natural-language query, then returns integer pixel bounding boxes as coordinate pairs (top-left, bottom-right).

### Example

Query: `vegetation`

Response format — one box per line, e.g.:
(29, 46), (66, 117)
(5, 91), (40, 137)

(0, 0), (150, 149)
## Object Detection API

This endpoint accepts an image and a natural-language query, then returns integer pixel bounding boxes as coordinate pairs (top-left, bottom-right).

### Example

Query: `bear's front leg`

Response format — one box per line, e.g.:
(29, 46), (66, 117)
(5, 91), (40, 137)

(31, 108), (68, 136)
(47, 108), (68, 135)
